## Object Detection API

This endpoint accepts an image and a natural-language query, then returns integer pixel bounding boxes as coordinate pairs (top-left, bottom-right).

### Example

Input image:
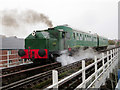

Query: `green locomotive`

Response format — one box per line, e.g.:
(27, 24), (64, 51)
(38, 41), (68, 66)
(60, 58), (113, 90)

(18, 25), (108, 63)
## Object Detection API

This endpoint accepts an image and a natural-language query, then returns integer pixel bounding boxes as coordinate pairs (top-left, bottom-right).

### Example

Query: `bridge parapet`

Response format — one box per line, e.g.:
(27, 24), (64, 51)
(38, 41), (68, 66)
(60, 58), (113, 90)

(46, 48), (119, 89)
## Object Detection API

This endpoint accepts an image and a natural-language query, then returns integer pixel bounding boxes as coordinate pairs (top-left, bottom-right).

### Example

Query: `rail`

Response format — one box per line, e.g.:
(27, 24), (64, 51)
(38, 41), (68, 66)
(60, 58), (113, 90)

(46, 48), (119, 89)
(0, 50), (32, 69)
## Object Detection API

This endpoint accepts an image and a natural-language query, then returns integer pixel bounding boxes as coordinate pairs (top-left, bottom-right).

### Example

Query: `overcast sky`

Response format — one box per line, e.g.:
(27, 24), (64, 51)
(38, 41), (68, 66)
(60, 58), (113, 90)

(0, 0), (119, 39)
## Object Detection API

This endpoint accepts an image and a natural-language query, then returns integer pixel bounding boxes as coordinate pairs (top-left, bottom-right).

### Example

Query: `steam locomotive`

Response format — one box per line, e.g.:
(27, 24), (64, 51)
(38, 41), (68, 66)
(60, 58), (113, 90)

(18, 25), (108, 63)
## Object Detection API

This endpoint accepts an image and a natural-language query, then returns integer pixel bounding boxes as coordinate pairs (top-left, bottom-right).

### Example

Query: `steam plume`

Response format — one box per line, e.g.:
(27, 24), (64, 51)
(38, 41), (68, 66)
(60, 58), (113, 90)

(57, 48), (102, 66)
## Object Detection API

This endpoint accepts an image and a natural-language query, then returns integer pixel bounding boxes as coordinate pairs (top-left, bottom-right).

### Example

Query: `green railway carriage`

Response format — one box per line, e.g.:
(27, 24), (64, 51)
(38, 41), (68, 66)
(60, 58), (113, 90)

(97, 36), (108, 49)
(18, 25), (108, 63)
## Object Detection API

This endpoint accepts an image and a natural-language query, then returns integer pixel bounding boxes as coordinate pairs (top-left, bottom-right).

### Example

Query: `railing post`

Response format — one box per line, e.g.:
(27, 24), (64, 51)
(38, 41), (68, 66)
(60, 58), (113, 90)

(94, 56), (98, 88)
(112, 49), (115, 68)
(102, 53), (105, 72)
(116, 49), (118, 61)
(116, 48), (118, 65)
(110, 50), (113, 73)
(82, 59), (86, 88)
(102, 53), (105, 85)
(52, 70), (58, 89)
(94, 56), (97, 79)
(107, 51), (110, 78)
(7, 51), (9, 67)
(113, 49), (115, 61)
(115, 49), (117, 65)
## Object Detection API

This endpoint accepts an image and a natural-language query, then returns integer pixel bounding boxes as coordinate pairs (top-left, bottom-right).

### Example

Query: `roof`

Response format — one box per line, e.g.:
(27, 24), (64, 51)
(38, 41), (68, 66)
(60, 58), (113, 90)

(0, 36), (24, 49)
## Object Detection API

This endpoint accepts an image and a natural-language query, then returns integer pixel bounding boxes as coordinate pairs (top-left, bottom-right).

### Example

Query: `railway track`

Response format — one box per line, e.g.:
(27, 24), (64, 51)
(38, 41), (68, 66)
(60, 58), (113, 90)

(2, 62), (41, 75)
(1, 62), (61, 86)
(1, 58), (94, 90)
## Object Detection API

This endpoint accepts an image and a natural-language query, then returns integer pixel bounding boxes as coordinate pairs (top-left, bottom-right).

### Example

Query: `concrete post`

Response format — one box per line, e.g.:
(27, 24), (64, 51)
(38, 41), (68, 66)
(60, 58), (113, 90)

(82, 59), (86, 88)
(52, 70), (58, 89)
(116, 49), (118, 65)
(102, 53), (105, 72)
(107, 51), (110, 78)
(116, 48), (118, 65)
(115, 49), (117, 65)
(110, 50), (113, 73)
(94, 56), (98, 88)
(102, 53), (105, 85)
(94, 56), (97, 79)
(117, 48), (120, 69)
(113, 49), (115, 61)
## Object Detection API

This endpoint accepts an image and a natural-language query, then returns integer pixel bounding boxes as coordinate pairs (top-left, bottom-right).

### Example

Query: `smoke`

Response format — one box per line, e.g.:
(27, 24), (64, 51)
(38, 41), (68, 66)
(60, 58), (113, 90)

(2, 9), (53, 27)
(57, 47), (102, 66)
(1, 9), (53, 37)
(2, 14), (19, 27)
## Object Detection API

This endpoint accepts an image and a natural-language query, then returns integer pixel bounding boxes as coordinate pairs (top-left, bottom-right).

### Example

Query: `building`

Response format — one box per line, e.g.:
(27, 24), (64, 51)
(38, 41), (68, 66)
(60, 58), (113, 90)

(0, 35), (26, 68)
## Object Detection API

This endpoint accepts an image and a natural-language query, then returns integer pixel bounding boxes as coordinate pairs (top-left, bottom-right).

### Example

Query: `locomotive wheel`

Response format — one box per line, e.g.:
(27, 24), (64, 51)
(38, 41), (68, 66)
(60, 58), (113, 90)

(38, 49), (46, 57)
(18, 49), (25, 57)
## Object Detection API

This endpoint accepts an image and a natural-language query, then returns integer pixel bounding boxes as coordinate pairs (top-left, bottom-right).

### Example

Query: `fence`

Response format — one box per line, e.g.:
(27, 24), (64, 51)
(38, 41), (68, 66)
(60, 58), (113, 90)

(46, 48), (119, 89)
(0, 50), (32, 69)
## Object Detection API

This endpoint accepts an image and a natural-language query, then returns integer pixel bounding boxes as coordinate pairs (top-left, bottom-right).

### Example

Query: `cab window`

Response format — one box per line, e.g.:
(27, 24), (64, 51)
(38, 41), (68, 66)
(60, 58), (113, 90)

(66, 32), (70, 39)
(62, 32), (65, 38)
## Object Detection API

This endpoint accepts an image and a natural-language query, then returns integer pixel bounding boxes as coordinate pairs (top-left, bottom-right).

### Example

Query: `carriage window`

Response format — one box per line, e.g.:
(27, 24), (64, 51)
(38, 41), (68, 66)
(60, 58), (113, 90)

(80, 34), (81, 36)
(86, 35), (88, 41)
(77, 33), (78, 36)
(80, 34), (82, 40)
(94, 37), (96, 41)
(87, 36), (89, 41)
(73, 33), (75, 39)
(76, 33), (79, 40)
(89, 36), (91, 41)
(84, 35), (86, 41)
(87, 35), (89, 41)
(95, 37), (96, 41)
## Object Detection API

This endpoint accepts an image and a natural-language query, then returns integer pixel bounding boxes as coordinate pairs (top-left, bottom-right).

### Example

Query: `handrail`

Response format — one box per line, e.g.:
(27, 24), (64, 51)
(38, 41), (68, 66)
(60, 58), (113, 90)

(46, 48), (119, 89)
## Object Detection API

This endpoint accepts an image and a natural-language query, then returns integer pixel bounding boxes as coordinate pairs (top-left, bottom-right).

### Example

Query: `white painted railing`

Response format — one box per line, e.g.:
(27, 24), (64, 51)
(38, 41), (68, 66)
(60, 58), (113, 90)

(0, 51), (32, 69)
(46, 48), (119, 89)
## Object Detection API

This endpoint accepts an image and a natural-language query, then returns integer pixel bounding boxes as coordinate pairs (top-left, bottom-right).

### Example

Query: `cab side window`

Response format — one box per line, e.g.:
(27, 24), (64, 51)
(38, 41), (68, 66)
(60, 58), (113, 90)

(66, 32), (70, 39)
(62, 32), (65, 38)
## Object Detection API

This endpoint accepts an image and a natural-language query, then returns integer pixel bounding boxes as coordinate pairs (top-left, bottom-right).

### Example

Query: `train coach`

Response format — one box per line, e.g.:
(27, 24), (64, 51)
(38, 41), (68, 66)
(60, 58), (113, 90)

(18, 25), (108, 63)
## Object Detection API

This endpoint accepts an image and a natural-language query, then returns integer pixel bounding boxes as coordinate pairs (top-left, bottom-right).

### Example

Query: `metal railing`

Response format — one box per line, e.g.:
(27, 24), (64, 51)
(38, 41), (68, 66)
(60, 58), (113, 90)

(46, 48), (119, 89)
(0, 50), (32, 69)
